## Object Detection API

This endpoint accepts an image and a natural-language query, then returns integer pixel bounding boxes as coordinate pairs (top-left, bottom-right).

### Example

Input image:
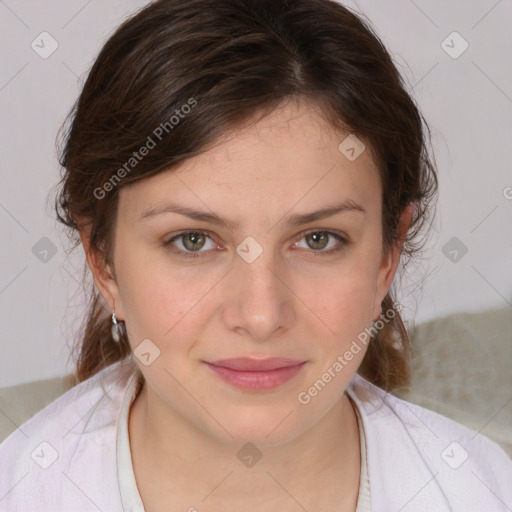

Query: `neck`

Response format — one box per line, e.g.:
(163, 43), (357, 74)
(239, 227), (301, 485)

(128, 382), (361, 511)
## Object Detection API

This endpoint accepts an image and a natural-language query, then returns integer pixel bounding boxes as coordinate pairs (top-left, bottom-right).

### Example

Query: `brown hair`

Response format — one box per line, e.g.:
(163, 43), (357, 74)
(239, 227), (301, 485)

(54, 0), (437, 391)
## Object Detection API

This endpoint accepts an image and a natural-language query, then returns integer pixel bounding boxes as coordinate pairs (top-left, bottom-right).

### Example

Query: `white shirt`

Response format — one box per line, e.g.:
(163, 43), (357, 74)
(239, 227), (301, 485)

(1, 357), (511, 511)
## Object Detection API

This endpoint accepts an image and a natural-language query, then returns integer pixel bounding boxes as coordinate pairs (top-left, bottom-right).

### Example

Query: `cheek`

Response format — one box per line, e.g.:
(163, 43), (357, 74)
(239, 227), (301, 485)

(309, 264), (378, 339)
(115, 251), (214, 346)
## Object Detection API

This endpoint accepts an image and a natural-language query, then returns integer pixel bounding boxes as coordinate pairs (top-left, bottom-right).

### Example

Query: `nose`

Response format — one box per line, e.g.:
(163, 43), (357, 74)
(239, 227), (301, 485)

(221, 246), (295, 342)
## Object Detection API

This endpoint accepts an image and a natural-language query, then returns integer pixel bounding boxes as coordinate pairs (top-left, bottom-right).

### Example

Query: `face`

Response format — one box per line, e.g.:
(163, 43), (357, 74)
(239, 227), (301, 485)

(88, 98), (400, 447)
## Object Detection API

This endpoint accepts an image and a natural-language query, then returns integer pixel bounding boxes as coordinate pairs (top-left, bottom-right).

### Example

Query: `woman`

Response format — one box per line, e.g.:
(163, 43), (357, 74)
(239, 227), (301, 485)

(1, 0), (510, 510)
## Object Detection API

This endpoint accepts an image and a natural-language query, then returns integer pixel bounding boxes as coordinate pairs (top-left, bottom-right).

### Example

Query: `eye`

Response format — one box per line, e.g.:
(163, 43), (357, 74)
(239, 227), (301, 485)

(293, 229), (348, 256)
(164, 230), (218, 258)
(163, 229), (348, 259)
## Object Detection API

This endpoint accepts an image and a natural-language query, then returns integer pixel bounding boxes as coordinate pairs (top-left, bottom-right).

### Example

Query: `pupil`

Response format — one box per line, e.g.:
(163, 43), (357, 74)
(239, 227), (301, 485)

(309, 232), (327, 250)
(184, 232), (204, 251)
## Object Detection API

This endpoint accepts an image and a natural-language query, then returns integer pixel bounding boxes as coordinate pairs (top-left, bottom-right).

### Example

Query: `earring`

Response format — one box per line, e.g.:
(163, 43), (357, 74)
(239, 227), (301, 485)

(111, 309), (126, 343)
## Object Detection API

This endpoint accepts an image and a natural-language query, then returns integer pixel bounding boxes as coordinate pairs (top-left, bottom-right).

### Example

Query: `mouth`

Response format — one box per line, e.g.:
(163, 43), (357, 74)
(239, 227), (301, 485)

(204, 357), (307, 391)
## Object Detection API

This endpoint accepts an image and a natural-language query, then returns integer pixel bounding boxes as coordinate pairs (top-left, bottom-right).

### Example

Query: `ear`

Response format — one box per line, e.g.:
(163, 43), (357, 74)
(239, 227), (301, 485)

(372, 203), (414, 320)
(79, 227), (125, 320)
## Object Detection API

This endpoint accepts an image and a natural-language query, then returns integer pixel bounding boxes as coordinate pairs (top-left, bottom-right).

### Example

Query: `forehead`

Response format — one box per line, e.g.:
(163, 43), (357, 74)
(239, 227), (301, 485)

(118, 99), (381, 225)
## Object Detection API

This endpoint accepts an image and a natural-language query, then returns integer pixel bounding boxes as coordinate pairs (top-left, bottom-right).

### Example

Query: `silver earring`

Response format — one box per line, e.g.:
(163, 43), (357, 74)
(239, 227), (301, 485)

(111, 310), (126, 343)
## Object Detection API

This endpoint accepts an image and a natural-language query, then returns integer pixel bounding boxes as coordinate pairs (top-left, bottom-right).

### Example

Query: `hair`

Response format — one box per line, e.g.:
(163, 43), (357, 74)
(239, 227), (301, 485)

(54, 0), (437, 392)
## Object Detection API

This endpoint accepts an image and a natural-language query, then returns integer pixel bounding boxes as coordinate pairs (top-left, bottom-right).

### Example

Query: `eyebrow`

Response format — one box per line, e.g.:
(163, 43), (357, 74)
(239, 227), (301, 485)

(138, 199), (366, 230)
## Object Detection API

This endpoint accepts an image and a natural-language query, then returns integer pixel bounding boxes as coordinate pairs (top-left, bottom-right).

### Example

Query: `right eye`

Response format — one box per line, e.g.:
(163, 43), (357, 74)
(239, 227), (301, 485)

(163, 230), (219, 258)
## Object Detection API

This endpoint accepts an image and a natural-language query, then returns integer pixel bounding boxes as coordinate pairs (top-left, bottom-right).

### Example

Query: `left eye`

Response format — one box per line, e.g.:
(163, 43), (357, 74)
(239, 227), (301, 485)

(164, 229), (347, 258)
(294, 230), (345, 252)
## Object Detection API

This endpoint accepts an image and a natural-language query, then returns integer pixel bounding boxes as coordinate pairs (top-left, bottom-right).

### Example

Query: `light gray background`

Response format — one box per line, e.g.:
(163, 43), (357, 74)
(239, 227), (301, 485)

(1, 0), (511, 387)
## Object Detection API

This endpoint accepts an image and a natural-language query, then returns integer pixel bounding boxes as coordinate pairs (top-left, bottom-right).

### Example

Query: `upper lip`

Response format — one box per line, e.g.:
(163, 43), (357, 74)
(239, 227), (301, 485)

(207, 357), (305, 371)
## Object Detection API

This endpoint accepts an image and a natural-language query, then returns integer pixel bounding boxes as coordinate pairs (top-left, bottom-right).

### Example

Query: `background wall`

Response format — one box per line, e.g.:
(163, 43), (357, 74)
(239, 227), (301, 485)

(1, 0), (511, 387)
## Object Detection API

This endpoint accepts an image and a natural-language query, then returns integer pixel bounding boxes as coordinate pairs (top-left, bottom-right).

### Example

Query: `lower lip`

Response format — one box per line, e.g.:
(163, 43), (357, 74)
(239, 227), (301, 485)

(204, 362), (306, 391)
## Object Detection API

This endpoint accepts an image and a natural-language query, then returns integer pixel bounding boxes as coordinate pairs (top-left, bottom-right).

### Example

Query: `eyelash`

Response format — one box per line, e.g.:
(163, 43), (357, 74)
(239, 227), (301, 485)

(163, 229), (348, 259)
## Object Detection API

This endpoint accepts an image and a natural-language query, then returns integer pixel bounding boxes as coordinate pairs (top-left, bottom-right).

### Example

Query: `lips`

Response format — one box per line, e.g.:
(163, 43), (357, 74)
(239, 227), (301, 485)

(204, 357), (307, 391)
(208, 357), (305, 371)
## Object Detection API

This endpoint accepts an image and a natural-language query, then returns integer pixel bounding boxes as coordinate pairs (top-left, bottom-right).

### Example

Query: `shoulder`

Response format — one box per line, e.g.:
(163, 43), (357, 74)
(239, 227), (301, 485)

(347, 373), (512, 511)
(0, 358), (137, 512)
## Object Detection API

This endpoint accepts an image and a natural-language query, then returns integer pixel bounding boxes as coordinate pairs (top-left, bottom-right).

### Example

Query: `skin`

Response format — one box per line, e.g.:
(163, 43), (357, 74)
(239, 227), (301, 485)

(81, 97), (409, 511)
